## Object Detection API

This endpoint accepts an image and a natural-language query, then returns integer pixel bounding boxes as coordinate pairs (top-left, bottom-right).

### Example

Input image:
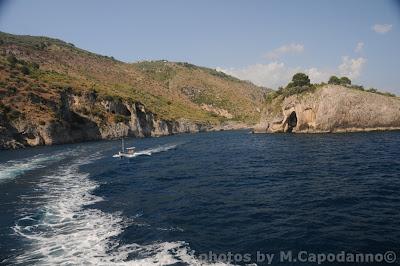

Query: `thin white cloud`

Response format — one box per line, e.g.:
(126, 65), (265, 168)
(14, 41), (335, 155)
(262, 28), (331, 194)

(355, 42), (364, 53)
(217, 63), (331, 88)
(372, 24), (392, 34)
(217, 56), (366, 88)
(338, 56), (367, 79)
(264, 43), (304, 60)
(217, 62), (294, 88)
(304, 67), (333, 84)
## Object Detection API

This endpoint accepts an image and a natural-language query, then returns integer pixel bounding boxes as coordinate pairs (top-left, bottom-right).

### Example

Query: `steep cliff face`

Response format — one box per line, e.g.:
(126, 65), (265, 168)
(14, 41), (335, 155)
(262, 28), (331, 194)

(254, 85), (400, 133)
(0, 90), (215, 149)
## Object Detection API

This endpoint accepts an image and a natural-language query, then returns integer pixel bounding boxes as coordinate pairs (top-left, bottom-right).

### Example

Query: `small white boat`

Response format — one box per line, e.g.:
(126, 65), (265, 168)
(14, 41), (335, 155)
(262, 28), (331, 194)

(113, 138), (136, 158)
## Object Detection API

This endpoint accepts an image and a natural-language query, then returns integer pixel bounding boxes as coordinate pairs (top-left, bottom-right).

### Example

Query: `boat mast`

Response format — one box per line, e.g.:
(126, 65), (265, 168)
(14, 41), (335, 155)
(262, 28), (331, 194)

(122, 138), (125, 152)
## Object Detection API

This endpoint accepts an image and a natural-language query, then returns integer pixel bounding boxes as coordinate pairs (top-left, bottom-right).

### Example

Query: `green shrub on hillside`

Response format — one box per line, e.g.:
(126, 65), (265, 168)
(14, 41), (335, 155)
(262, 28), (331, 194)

(6, 55), (18, 66)
(328, 76), (339, 85)
(340, 76), (351, 85)
(32, 62), (40, 69)
(287, 73), (310, 88)
(265, 91), (279, 102)
(279, 85), (315, 97)
(20, 65), (30, 75)
(282, 73), (314, 97)
(7, 86), (17, 95)
(176, 62), (197, 69)
(206, 69), (240, 82)
(136, 61), (176, 82)
(328, 76), (351, 86)
(35, 42), (47, 50)
(381, 92), (396, 97)
(365, 88), (396, 97)
(351, 85), (364, 91)
(266, 73), (315, 100)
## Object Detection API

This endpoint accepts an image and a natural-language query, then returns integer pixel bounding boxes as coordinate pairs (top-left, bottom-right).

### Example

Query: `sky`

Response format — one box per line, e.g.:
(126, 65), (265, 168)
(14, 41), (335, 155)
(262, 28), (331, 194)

(0, 0), (399, 92)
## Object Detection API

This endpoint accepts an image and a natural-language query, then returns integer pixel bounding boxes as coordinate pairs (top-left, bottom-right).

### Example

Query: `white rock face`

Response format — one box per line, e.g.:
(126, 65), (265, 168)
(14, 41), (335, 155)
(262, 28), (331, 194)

(200, 104), (233, 119)
(254, 85), (400, 133)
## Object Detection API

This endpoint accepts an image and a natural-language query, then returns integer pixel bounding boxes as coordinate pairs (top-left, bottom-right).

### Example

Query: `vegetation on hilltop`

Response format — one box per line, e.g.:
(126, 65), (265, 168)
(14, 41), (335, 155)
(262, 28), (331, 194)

(328, 75), (351, 86)
(0, 31), (266, 126)
(265, 72), (397, 102)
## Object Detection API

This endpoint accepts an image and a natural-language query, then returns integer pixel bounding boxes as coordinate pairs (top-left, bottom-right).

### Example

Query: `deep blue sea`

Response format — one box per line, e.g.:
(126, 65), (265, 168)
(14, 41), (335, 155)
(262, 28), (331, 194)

(1, 130), (400, 265)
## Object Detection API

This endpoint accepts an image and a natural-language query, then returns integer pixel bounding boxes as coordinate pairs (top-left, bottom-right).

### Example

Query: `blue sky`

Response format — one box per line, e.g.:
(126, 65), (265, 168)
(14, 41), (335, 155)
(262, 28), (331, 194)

(0, 0), (399, 92)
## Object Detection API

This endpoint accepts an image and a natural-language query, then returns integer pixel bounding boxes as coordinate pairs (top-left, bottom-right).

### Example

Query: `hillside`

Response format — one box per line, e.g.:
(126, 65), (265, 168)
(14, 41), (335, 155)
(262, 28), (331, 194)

(0, 32), (267, 149)
(254, 85), (400, 133)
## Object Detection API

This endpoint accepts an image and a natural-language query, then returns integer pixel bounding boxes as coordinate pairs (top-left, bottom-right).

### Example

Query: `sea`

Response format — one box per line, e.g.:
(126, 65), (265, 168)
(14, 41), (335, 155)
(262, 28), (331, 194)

(0, 130), (399, 265)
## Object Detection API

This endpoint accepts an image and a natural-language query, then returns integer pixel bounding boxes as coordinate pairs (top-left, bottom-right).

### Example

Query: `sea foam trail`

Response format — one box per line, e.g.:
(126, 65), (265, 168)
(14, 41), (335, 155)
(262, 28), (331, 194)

(10, 149), (227, 265)
(0, 151), (71, 183)
(134, 143), (179, 156)
(114, 143), (181, 158)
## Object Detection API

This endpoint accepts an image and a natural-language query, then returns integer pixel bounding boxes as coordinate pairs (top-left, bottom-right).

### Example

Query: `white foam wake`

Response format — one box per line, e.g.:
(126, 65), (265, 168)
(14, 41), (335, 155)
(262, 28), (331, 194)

(11, 150), (226, 265)
(135, 143), (178, 157)
(113, 143), (179, 158)
(0, 151), (70, 183)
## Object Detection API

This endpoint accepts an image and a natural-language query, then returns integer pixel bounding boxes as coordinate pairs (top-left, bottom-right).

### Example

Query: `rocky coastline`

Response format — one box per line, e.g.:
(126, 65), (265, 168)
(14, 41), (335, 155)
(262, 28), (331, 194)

(0, 90), (248, 150)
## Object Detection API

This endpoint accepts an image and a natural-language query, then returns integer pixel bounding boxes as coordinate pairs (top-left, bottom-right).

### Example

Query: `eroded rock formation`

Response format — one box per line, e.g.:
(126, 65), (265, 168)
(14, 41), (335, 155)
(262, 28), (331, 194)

(0, 90), (217, 149)
(254, 85), (400, 133)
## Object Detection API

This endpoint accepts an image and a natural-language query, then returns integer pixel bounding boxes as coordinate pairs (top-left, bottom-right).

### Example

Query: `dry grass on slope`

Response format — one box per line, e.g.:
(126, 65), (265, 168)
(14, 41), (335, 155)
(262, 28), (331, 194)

(0, 31), (266, 124)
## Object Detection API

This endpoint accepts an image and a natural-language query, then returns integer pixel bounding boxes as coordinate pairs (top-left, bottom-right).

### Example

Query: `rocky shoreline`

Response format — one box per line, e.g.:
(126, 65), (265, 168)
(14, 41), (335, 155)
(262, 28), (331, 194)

(0, 90), (249, 150)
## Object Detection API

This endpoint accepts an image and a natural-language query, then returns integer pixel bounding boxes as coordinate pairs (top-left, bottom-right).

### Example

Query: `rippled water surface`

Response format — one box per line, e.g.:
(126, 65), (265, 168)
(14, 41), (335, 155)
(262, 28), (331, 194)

(1, 130), (400, 265)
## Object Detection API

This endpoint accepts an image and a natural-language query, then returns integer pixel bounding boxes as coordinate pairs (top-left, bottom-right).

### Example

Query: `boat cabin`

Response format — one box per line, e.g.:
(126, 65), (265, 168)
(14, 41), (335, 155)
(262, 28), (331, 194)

(126, 147), (136, 155)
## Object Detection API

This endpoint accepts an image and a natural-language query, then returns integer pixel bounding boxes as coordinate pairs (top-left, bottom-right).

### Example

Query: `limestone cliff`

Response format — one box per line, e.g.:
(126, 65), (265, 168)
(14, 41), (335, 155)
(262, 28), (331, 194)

(254, 85), (400, 133)
(0, 90), (236, 149)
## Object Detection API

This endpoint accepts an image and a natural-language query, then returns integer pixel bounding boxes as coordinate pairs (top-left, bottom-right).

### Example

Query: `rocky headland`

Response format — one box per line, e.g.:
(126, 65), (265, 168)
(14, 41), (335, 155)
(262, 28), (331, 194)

(253, 85), (400, 133)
